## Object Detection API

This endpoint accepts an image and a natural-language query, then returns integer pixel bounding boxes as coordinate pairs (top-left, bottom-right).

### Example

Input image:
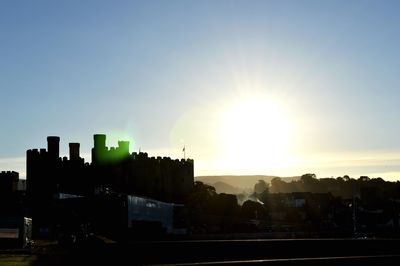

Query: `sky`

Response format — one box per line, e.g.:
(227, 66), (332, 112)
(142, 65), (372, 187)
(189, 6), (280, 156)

(1, 0), (400, 180)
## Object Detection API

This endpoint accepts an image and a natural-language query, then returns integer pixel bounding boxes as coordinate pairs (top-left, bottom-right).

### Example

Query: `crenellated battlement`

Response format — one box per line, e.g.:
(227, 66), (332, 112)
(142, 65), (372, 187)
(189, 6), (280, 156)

(0, 170), (19, 195)
(0, 170), (19, 176)
(26, 134), (194, 205)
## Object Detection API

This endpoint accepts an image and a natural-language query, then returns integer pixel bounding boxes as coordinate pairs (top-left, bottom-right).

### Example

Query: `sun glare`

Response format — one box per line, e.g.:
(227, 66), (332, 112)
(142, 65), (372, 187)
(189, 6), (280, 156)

(219, 97), (294, 173)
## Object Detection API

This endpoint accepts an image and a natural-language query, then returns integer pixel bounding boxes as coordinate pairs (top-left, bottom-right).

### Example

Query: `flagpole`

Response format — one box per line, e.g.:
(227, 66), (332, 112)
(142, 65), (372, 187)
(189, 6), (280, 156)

(183, 146), (186, 160)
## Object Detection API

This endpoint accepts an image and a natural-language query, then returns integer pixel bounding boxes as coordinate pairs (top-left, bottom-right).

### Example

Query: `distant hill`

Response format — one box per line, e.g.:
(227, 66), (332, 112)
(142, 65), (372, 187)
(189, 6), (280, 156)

(212, 181), (242, 194)
(195, 175), (300, 194)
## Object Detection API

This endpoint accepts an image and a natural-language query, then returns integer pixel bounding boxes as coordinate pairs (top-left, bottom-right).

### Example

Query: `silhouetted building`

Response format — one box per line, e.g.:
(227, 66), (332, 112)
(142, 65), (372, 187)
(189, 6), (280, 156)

(89, 134), (194, 202)
(0, 171), (25, 218)
(26, 134), (194, 234)
(69, 143), (80, 161)
(0, 171), (19, 196)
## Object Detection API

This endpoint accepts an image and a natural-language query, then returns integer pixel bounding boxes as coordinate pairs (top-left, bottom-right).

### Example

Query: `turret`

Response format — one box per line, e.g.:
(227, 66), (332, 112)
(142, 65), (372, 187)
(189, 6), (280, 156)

(94, 134), (106, 150)
(47, 136), (60, 159)
(118, 141), (130, 157)
(92, 134), (107, 164)
(69, 143), (80, 160)
(0, 171), (19, 195)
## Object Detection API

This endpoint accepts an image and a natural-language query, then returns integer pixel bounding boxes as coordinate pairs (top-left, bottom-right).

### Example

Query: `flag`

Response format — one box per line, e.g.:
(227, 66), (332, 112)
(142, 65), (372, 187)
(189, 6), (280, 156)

(182, 146), (185, 152)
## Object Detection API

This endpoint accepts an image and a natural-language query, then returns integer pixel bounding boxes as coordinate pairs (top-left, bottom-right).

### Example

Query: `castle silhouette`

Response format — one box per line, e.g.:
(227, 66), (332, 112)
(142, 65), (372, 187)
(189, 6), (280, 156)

(26, 134), (194, 235)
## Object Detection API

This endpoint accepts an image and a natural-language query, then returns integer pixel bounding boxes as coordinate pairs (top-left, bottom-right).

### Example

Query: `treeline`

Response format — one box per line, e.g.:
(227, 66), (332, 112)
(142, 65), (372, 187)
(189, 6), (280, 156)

(185, 177), (400, 237)
(270, 174), (400, 200)
(185, 181), (270, 234)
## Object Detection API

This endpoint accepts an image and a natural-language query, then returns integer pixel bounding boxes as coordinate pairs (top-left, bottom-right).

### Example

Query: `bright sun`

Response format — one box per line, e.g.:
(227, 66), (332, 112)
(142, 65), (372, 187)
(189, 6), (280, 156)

(219, 96), (294, 173)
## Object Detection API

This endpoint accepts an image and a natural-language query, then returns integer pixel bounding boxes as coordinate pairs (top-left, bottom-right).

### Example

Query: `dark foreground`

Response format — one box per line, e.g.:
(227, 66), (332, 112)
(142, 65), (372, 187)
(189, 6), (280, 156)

(3, 238), (400, 265)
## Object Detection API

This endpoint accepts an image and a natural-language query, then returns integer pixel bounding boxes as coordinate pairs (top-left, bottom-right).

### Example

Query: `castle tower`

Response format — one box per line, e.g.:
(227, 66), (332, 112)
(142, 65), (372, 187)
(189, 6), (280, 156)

(69, 143), (80, 160)
(117, 141), (130, 157)
(94, 134), (106, 150)
(0, 171), (19, 195)
(92, 134), (107, 164)
(47, 136), (60, 159)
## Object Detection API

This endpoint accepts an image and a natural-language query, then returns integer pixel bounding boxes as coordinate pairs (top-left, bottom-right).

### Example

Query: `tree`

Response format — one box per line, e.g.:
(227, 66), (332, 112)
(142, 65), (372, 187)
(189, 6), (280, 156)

(254, 180), (269, 194)
(300, 173), (317, 183)
(343, 175), (350, 182)
(209, 193), (239, 217)
(300, 173), (318, 192)
(358, 176), (370, 182)
(185, 181), (218, 231)
(186, 181), (217, 212)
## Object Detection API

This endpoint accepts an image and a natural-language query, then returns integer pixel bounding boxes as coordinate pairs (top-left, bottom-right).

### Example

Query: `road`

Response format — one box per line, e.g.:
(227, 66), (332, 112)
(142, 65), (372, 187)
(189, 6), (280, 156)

(2, 238), (400, 265)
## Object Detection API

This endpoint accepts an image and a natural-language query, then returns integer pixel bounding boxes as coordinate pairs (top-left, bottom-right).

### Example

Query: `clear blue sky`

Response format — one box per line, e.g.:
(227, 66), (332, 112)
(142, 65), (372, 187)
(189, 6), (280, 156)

(1, 0), (400, 180)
